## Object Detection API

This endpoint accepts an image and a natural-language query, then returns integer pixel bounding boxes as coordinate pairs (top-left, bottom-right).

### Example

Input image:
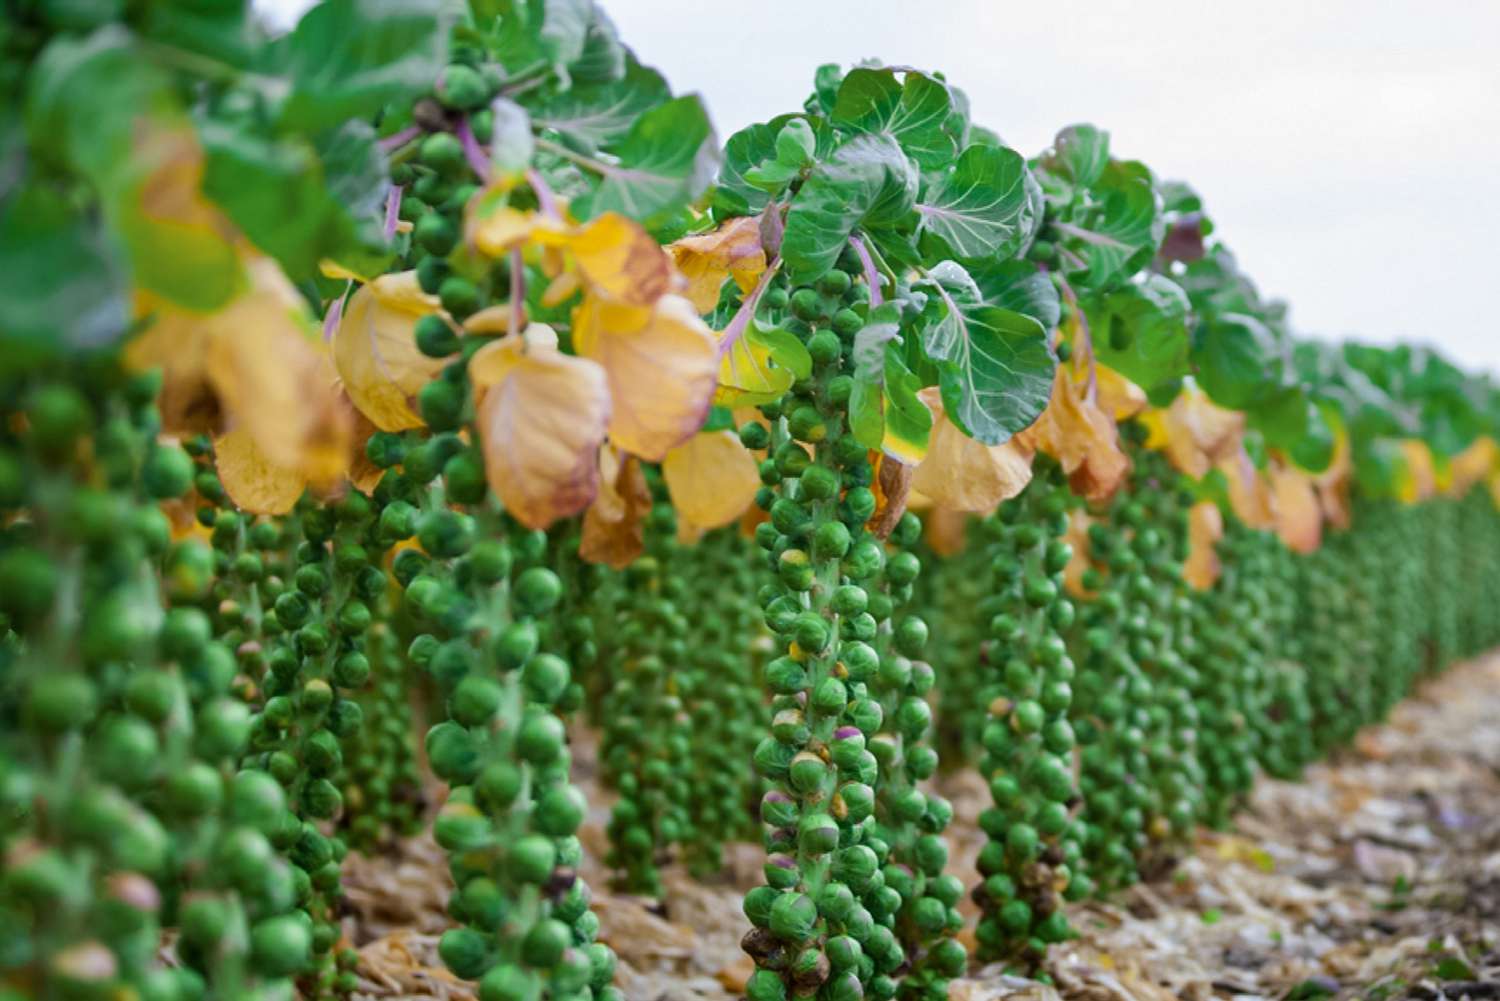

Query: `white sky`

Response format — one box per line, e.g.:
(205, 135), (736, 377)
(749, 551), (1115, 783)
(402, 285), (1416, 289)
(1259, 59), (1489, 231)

(260, 0), (1500, 374)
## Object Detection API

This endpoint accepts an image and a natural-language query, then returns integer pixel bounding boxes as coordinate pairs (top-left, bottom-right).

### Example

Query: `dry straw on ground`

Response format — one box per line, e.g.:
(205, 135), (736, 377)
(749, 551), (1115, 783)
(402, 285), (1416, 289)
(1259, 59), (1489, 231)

(340, 655), (1500, 1000)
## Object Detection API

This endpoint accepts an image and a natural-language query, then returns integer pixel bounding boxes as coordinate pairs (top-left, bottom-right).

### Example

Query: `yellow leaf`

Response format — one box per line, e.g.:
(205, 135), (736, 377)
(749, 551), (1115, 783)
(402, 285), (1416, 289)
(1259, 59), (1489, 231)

(715, 324), (794, 408)
(1447, 436), (1496, 496)
(475, 339), (611, 530)
(1398, 439), (1436, 503)
(1217, 447), (1274, 530)
(468, 200), (544, 257)
(1183, 500), (1224, 590)
(1270, 461), (1321, 554)
(214, 430), (305, 515)
(1314, 427), (1353, 529)
(573, 293), (719, 461)
(126, 292), (216, 436)
(911, 387), (1034, 512)
(668, 216), (767, 314)
(662, 430), (760, 530)
(580, 447), (652, 568)
(1142, 385), (1244, 479)
(333, 273), (449, 432)
(345, 406), (385, 495)
(204, 262), (334, 470)
(1016, 368), (1130, 503)
(535, 212), (674, 307)
(1095, 363), (1148, 421)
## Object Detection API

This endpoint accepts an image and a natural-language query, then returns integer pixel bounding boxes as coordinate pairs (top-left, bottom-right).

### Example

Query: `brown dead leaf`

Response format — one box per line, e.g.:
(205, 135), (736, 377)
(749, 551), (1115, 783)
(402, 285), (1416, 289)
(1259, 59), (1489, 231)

(1183, 500), (1224, 590)
(912, 387), (1035, 512)
(869, 452), (914, 539)
(667, 216), (767, 314)
(1017, 368), (1130, 502)
(580, 448), (652, 568)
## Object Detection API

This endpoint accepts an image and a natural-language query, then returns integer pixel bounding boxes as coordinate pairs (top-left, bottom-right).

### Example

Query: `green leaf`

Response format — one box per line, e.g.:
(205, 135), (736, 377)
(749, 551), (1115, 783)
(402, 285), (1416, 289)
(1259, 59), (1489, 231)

(781, 133), (917, 284)
(139, 0), (255, 68)
(573, 94), (718, 222)
(1045, 123), (1109, 187)
(1089, 274), (1190, 392)
(831, 67), (956, 169)
(200, 119), (384, 282)
(920, 263), (1055, 445)
(1055, 161), (1163, 291)
(277, 0), (444, 133)
(849, 304), (902, 450)
(568, 7), (626, 83)
(0, 182), (131, 372)
(1290, 400), (1337, 473)
(969, 260), (1060, 330)
(484, 0), (592, 72)
(883, 347), (932, 462)
(1192, 313), (1282, 410)
(527, 56), (669, 155)
(716, 122), (778, 215)
(916, 143), (1041, 263)
(1247, 383), (1308, 450)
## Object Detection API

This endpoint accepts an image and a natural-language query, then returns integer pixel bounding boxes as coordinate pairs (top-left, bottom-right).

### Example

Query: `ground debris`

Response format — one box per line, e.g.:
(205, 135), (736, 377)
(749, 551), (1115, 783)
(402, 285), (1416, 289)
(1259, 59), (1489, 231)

(341, 654), (1500, 1000)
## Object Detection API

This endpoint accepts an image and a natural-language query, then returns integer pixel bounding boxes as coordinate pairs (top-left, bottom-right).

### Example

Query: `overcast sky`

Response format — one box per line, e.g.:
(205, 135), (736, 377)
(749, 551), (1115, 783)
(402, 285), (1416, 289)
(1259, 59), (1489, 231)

(263, 0), (1500, 373)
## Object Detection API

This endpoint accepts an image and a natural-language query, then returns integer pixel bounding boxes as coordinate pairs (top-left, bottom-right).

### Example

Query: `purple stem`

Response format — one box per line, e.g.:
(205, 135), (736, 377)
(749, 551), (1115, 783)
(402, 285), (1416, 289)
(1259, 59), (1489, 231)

(457, 120), (492, 183)
(322, 285), (348, 342)
(849, 235), (883, 307)
(383, 185), (402, 239)
(526, 168), (561, 219)
(509, 247), (525, 339)
(377, 125), (420, 153)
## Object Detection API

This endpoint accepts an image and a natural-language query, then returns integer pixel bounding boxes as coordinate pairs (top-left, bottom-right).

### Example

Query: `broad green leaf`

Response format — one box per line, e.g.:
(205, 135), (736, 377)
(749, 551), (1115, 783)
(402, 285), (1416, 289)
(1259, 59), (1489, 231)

(1055, 161), (1163, 291)
(484, 0), (593, 73)
(201, 119), (387, 282)
(781, 133), (918, 283)
(528, 56), (669, 155)
(1045, 123), (1109, 187)
(568, 5), (626, 83)
(0, 182), (130, 373)
(849, 304), (902, 450)
(1247, 384), (1309, 450)
(716, 122), (778, 214)
(1191, 313), (1281, 410)
(715, 318), (813, 407)
(883, 347), (933, 462)
(969, 259), (1060, 331)
(573, 95), (718, 222)
(808, 63), (842, 116)
(139, 0), (254, 68)
(920, 264), (1055, 445)
(1289, 400), (1336, 473)
(1089, 274), (1190, 392)
(916, 143), (1040, 263)
(277, 0), (444, 132)
(832, 67), (955, 169)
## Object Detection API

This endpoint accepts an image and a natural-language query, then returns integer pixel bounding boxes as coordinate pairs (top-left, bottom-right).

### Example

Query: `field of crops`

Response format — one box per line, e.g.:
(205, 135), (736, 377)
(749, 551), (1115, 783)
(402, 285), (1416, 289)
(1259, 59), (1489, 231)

(3, 2), (1499, 1001)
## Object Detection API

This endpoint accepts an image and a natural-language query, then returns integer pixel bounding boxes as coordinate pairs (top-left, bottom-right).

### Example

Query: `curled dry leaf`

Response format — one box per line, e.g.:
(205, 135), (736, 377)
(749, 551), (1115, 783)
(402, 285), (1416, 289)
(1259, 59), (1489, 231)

(662, 430), (760, 531)
(333, 272), (450, 432)
(911, 387), (1035, 512)
(1095, 363), (1149, 421)
(1217, 447), (1275, 530)
(1270, 460), (1322, 554)
(534, 212), (675, 307)
(130, 256), (342, 477)
(473, 338), (610, 531)
(869, 452), (914, 539)
(573, 293), (719, 461)
(214, 429), (305, 515)
(667, 216), (768, 314)
(1142, 385), (1244, 478)
(1016, 368), (1130, 503)
(580, 447), (652, 568)
(1183, 499), (1225, 590)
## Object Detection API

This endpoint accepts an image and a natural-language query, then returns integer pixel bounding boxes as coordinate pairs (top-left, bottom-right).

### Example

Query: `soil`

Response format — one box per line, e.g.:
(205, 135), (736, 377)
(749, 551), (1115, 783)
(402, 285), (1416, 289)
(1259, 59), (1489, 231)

(340, 654), (1500, 1001)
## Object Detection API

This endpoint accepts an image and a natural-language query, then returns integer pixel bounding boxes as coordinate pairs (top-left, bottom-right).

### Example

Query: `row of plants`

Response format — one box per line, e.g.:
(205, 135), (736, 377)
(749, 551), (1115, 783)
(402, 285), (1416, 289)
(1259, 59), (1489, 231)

(4, 2), (1500, 1001)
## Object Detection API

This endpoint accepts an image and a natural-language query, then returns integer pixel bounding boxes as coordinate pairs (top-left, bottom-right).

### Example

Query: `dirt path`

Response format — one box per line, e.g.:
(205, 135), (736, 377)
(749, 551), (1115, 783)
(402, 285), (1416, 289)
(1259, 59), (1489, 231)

(342, 655), (1500, 1001)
